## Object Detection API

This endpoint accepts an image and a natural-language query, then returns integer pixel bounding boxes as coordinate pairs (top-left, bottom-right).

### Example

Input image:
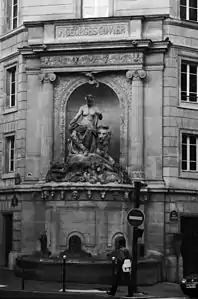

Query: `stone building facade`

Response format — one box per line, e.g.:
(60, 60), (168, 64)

(0, 0), (198, 282)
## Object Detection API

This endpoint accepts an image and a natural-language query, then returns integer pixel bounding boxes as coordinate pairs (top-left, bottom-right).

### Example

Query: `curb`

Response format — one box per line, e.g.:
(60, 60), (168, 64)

(0, 288), (167, 299)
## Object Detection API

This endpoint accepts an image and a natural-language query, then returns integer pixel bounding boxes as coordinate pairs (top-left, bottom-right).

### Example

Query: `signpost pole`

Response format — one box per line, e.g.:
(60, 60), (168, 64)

(130, 181), (141, 295)
(127, 181), (146, 297)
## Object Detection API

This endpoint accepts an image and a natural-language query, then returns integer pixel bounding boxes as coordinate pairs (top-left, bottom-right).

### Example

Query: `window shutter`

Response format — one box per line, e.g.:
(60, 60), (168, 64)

(6, 0), (12, 30)
(83, 0), (95, 18)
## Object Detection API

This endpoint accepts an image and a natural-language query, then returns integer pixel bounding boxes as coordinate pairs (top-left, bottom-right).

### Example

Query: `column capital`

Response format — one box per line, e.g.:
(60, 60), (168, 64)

(126, 69), (147, 81)
(39, 72), (56, 84)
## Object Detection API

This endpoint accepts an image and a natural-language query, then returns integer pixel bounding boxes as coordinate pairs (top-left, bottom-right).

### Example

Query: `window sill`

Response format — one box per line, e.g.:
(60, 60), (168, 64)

(2, 173), (15, 180)
(179, 102), (198, 110)
(180, 18), (198, 25)
(180, 171), (198, 179)
(3, 107), (17, 115)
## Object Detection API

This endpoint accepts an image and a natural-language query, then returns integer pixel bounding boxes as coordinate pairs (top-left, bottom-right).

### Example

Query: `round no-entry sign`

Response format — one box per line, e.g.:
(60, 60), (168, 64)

(127, 208), (145, 227)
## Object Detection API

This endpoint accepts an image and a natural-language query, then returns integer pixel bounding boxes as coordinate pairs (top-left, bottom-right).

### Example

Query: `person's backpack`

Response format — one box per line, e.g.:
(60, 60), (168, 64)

(122, 259), (131, 272)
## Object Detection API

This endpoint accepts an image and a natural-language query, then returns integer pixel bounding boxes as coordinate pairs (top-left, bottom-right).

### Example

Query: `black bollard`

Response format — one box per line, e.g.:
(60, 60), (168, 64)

(111, 256), (116, 287)
(21, 256), (25, 290)
(62, 255), (66, 292)
(112, 256), (116, 278)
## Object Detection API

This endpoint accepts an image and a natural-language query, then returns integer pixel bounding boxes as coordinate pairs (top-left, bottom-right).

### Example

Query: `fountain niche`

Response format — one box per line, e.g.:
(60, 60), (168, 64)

(14, 82), (136, 284)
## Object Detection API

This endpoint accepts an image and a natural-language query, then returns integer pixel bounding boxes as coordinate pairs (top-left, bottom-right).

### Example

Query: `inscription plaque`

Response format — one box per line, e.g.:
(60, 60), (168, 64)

(56, 22), (128, 40)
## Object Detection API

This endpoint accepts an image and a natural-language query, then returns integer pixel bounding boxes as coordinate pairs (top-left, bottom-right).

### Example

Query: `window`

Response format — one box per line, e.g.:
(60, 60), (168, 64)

(181, 133), (198, 171)
(5, 135), (15, 173)
(82, 0), (110, 18)
(6, 66), (16, 108)
(7, 0), (18, 30)
(180, 0), (198, 21)
(181, 60), (198, 103)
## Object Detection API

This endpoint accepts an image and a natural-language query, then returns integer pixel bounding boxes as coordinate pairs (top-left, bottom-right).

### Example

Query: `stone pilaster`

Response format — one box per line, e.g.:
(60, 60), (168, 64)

(39, 73), (56, 180)
(50, 206), (57, 255)
(97, 202), (108, 255)
(126, 69), (147, 180)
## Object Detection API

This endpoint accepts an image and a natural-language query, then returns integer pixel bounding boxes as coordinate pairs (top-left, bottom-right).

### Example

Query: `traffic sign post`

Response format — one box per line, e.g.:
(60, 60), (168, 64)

(128, 181), (147, 297)
(127, 209), (145, 227)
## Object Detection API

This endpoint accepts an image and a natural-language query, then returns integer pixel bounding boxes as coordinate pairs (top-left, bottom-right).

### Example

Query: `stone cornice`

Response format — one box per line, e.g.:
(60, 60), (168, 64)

(0, 24), (26, 42)
(18, 40), (151, 56)
(18, 39), (170, 59)
(164, 17), (198, 31)
(22, 14), (169, 28)
(2, 183), (198, 196)
(0, 51), (19, 63)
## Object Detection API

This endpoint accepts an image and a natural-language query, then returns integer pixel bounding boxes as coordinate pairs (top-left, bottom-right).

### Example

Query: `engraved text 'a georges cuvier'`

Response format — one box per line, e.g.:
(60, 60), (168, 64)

(56, 23), (128, 39)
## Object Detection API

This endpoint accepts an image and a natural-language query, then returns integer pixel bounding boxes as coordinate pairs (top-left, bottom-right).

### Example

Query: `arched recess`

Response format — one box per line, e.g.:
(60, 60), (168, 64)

(66, 82), (120, 161)
(66, 231), (85, 250)
(58, 74), (129, 166)
(110, 232), (126, 248)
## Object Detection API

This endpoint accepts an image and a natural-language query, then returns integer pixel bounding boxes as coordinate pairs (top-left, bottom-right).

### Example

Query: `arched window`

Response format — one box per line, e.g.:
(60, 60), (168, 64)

(68, 235), (82, 253)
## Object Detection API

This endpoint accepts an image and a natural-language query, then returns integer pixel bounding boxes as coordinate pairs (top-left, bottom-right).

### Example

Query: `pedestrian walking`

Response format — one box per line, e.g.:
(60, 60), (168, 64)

(107, 237), (132, 296)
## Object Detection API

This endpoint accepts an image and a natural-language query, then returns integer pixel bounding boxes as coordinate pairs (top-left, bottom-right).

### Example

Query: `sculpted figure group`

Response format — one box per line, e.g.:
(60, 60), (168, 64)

(68, 94), (115, 165)
(46, 94), (128, 184)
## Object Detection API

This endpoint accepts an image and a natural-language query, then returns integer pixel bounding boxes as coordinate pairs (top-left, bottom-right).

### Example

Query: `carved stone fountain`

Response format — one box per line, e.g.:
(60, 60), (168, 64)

(14, 94), (160, 285)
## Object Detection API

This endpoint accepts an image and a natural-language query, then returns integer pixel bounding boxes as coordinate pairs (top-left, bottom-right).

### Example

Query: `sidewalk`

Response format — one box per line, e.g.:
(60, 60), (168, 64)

(0, 268), (186, 298)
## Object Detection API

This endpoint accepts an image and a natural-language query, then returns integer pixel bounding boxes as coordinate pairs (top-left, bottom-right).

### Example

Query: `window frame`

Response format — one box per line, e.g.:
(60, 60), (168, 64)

(11, 0), (19, 30)
(181, 60), (198, 104)
(4, 64), (18, 112)
(180, 0), (198, 22)
(180, 129), (198, 179)
(181, 133), (198, 171)
(4, 134), (15, 174)
(6, 0), (19, 31)
(81, 0), (114, 18)
(179, 56), (198, 110)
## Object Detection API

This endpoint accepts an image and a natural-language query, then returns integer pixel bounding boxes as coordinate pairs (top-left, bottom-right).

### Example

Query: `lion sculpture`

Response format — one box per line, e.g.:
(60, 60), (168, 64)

(95, 125), (115, 166)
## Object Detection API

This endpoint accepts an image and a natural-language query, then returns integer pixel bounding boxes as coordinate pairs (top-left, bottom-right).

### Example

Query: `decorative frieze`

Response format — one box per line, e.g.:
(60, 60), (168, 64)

(40, 52), (143, 67)
(40, 188), (134, 202)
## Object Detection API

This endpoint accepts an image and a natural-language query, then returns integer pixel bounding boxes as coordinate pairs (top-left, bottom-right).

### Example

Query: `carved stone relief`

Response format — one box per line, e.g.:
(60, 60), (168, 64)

(41, 52), (143, 67)
(53, 74), (130, 168)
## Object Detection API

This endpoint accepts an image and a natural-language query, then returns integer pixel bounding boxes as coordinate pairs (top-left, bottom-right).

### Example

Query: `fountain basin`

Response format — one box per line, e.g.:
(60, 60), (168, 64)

(14, 255), (163, 285)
